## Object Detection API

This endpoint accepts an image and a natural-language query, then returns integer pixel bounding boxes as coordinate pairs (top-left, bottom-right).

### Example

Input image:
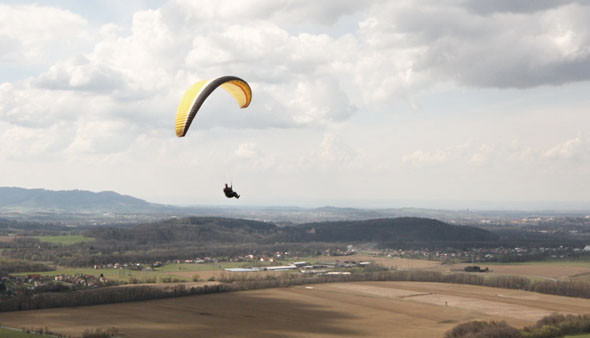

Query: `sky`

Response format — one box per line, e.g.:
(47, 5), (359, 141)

(1, 0), (590, 209)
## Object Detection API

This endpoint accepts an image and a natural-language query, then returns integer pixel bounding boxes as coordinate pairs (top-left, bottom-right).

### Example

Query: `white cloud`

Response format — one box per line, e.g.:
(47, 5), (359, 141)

(403, 149), (449, 166)
(0, 4), (90, 64)
(361, 1), (590, 89)
(171, 0), (367, 27)
(234, 142), (259, 158)
(35, 55), (125, 93)
(403, 136), (590, 170)
(462, 0), (587, 14)
(542, 136), (589, 161)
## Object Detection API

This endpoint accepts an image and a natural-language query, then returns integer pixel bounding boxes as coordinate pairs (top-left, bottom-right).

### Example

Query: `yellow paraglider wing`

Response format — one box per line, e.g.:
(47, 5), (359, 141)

(175, 76), (252, 137)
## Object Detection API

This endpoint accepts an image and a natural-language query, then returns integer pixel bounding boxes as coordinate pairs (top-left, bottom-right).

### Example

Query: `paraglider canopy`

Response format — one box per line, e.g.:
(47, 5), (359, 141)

(174, 75), (252, 137)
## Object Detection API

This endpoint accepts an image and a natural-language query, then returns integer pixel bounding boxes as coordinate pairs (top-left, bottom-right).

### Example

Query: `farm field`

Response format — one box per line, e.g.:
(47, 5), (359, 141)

(0, 327), (51, 338)
(2, 281), (590, 338)
(11, 266), (189, 283)
(10, 262), (293, 284)
(35, 235), (94, 245)
(314, 255), (442, 270)
(442, 261), (590, 281)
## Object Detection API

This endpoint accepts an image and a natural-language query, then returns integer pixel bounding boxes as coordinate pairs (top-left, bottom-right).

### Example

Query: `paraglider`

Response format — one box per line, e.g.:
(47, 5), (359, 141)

(223, 183), (240, 199)
(174, 76), (252, 199)
(174, 75), (252, 137)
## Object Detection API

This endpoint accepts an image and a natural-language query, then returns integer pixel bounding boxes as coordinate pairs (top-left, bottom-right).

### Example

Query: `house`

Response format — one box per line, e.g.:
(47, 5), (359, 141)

(28, 274), (43, 281)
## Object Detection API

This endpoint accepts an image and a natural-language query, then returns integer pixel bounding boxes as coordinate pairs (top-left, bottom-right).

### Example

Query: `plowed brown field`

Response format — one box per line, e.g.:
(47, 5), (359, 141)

(2, 281), (590, 338)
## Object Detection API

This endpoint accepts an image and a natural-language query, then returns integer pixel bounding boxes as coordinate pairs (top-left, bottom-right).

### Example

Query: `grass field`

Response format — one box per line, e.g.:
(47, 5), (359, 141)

(35, 235), (94, 245)
(156, 261), (251, 272)
(2, 281), (590, 338)
(9, 259), (304, 284)
(565, 335), (590, 338)
(0, 327), (51, 338)
(11, 266), (190, 283)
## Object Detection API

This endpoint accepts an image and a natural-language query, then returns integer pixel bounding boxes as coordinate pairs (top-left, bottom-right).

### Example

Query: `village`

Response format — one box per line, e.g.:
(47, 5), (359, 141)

(378, 244), (590, 262)
(2, 244), (589, 300)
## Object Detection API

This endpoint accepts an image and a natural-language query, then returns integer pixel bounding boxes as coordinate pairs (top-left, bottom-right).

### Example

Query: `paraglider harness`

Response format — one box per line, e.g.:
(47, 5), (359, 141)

(223, 184), (240, 199)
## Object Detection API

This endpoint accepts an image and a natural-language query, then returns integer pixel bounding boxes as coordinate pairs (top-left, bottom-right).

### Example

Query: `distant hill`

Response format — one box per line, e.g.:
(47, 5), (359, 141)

(89, 216), (498, 246)
(0, 187), (164, 213)
(295, 217), (498, 244)
(90, 217), (278, 244)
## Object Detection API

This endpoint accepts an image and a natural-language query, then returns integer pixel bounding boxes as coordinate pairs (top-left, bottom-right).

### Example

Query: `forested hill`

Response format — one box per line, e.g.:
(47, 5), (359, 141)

(297, 217), (498, 243)
(88, 216), (498, 246)
(0, 187), (161, 212)
(90, 217), (277, 244)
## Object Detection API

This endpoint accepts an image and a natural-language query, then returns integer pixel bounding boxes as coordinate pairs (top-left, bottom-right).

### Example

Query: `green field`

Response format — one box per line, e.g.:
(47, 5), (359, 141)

(565, 335), (590, 338)
(0, 327), (52, 338)
(155, 260), (286, 272)
(11, 267), (189, 283)
(10, 259), (307, 284)
(35, 235), (94, 245)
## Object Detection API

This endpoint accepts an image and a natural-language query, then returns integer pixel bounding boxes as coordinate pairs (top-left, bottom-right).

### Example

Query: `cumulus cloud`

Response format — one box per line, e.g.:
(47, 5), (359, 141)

(462, 0), (588, 15)
(0, 4), (90, 64)
(542, 136), (589, 161)
(361, 1), (590, 89)
(35, 55), (125, 93)
(403, 137), (590, 170)
(171, 0), (367, 27)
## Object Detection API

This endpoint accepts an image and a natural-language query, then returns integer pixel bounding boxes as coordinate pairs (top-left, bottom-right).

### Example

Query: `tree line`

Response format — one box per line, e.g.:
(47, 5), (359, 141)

(445, 313), (590, 338)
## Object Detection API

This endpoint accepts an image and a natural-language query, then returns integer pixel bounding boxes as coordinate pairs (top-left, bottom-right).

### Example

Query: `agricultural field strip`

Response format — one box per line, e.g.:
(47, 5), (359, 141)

(3, 282), (590, 338)
(383, 282), (590, 314)
(486, 260), (590, 267)
(9, 258), (312, 282)
(10, 267), (191, 282)
(326, 283), (561, 321)
(439, 261), (590, 280)
(35, 235), (94, 245)
(0, 326), (54, 338)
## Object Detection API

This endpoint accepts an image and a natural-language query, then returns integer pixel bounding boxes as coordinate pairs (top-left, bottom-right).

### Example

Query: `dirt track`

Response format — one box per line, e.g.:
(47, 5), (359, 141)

(2, 281), (590, 338)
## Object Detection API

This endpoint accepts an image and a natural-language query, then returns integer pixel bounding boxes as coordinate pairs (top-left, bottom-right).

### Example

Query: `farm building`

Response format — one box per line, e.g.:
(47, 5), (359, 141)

(264, 265), (297, 271)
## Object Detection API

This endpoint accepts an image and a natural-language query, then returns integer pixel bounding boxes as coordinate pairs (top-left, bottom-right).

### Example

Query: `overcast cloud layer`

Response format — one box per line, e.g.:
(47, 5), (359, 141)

(1, 0), (590, 208)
